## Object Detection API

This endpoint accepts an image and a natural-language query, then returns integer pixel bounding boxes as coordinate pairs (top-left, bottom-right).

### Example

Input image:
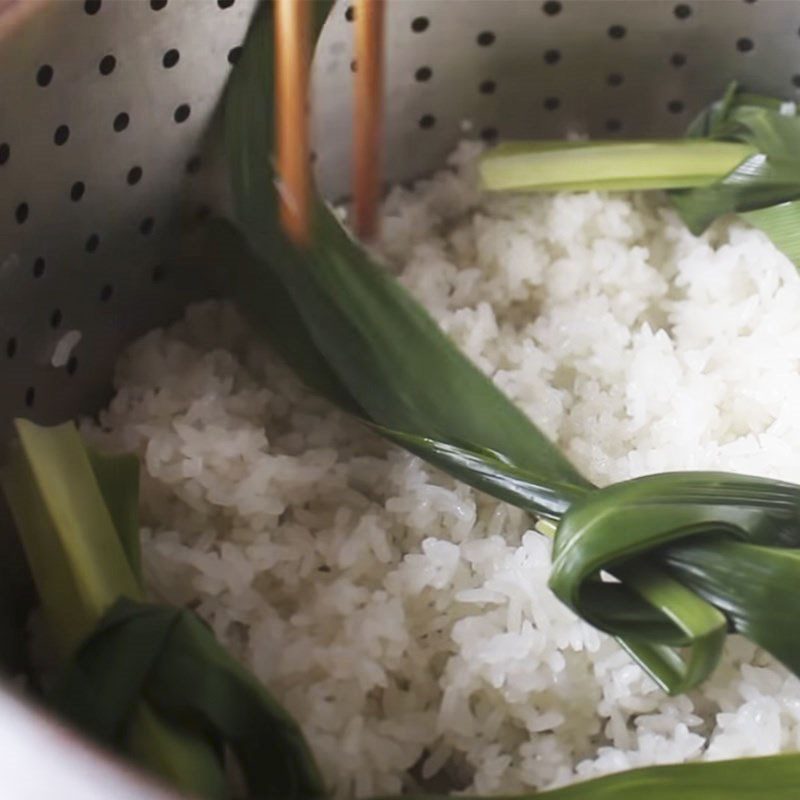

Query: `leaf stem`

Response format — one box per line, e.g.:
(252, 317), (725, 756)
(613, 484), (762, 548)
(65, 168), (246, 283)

(2, 420), (226, 798)
(479, 140), (756, 193)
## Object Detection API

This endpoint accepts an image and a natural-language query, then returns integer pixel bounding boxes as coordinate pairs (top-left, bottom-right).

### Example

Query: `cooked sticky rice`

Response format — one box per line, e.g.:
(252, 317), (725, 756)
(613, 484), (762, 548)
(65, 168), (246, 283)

(85, 143), (800, 797)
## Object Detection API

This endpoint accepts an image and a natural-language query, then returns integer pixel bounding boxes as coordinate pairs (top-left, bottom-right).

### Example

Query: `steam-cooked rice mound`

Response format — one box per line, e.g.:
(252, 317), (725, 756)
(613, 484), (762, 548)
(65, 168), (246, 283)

(86, 144), (800, 797)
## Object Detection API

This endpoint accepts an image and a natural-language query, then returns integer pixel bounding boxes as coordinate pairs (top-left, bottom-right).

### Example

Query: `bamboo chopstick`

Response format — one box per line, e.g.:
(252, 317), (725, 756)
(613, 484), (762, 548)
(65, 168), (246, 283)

(274, 0), (385, 244)
(275, 0), (311, 246)
(353, 0), (385, 239)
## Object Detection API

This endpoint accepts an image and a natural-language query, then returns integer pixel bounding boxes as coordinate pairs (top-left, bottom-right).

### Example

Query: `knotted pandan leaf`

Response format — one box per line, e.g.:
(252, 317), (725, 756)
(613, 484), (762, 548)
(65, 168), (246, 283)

(550, 472), (800, 692)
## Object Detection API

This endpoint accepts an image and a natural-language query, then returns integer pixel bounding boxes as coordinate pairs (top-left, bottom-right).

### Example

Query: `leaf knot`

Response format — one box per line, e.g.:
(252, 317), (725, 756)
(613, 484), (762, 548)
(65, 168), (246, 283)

(548, 472), (800, 692)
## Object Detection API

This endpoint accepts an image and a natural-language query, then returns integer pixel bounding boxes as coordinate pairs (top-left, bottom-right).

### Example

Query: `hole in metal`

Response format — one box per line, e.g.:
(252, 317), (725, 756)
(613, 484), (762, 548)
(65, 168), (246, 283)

(70, 181), (85, 202)
(113, 112), (130, 132)
(173, 104), (191, 123)
(163, 49), (180, 68)
(99, 54), (116, 75)
(419, 114), (436, 129)
(36, 65), (54, 87)
(53, 125), (70, 146)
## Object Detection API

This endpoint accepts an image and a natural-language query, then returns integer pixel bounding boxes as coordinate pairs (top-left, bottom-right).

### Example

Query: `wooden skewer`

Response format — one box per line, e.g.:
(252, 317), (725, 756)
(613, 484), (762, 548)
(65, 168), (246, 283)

(353, 0), (385, 240)
(275, 0), (311, 246)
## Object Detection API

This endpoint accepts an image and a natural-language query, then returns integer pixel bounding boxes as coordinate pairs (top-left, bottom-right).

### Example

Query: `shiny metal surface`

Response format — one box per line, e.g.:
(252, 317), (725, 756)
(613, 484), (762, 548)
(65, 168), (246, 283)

(1, 0), (799, 440)
(0, 0), (258, 440)
(313, 0), (800, 196)
(0, 684), (182, 800)
(1, 0), (800, 797)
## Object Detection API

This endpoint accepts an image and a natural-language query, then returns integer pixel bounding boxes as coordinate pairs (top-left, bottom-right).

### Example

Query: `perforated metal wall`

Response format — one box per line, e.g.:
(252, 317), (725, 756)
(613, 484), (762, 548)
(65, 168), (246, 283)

(0, 0), (799, 440)
(0, 0), (257, 436)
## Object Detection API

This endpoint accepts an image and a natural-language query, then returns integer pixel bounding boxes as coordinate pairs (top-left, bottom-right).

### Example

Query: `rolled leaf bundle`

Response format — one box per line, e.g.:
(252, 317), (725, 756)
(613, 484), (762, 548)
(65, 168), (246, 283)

(1, 419), (325, 800)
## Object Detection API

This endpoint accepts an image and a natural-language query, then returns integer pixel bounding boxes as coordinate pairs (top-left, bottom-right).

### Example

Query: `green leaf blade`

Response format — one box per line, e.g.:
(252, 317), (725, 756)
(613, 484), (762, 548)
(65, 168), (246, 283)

(740, 199), (800, 266)
(3, 421), (238, 799)
(386, 753), (800, 800)
(223, 3), (592, 506)
(53, 597), (326, 800)
(87, 449), (143, 583)
(2, 420), (142, 656)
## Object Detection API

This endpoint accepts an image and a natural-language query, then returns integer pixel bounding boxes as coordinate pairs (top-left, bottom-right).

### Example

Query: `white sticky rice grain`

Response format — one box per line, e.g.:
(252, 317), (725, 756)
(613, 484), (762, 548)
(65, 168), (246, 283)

(85, 142), (800, 797)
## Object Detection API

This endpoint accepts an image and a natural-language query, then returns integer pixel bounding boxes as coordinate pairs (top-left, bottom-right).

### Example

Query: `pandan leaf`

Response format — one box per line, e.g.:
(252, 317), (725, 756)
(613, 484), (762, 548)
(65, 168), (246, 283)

(478, 83), (800, 265)
(480, 139), (755, 193)
(214, 220), (584, 518)
(4, 418), (328, 798)
(671, 83), (800, 233)
(51, 597), (326, 800)
(391, 751), (800, 800)
(663, 539), (800, 678)
(740, 199), (800, 266)
(224, 7), (591, 503)
(2, 420), (227, 799)
(3, 419), (142, 657)
(87, 449), (142, 583)
(549, 472), (800, 692)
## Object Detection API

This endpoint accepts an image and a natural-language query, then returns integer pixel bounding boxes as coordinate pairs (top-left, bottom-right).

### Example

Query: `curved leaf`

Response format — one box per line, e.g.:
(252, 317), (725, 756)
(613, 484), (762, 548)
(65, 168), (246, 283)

(51, 597), (326, 800)
(671, 83), (800, 232)
(550, 472), (800, 691)
(390, 752), (800, 800)
(223, 3), (591, 503)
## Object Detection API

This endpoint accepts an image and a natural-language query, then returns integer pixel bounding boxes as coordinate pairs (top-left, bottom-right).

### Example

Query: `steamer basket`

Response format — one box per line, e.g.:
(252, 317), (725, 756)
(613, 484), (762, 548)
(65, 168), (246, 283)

(0, 0), (798, 795)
